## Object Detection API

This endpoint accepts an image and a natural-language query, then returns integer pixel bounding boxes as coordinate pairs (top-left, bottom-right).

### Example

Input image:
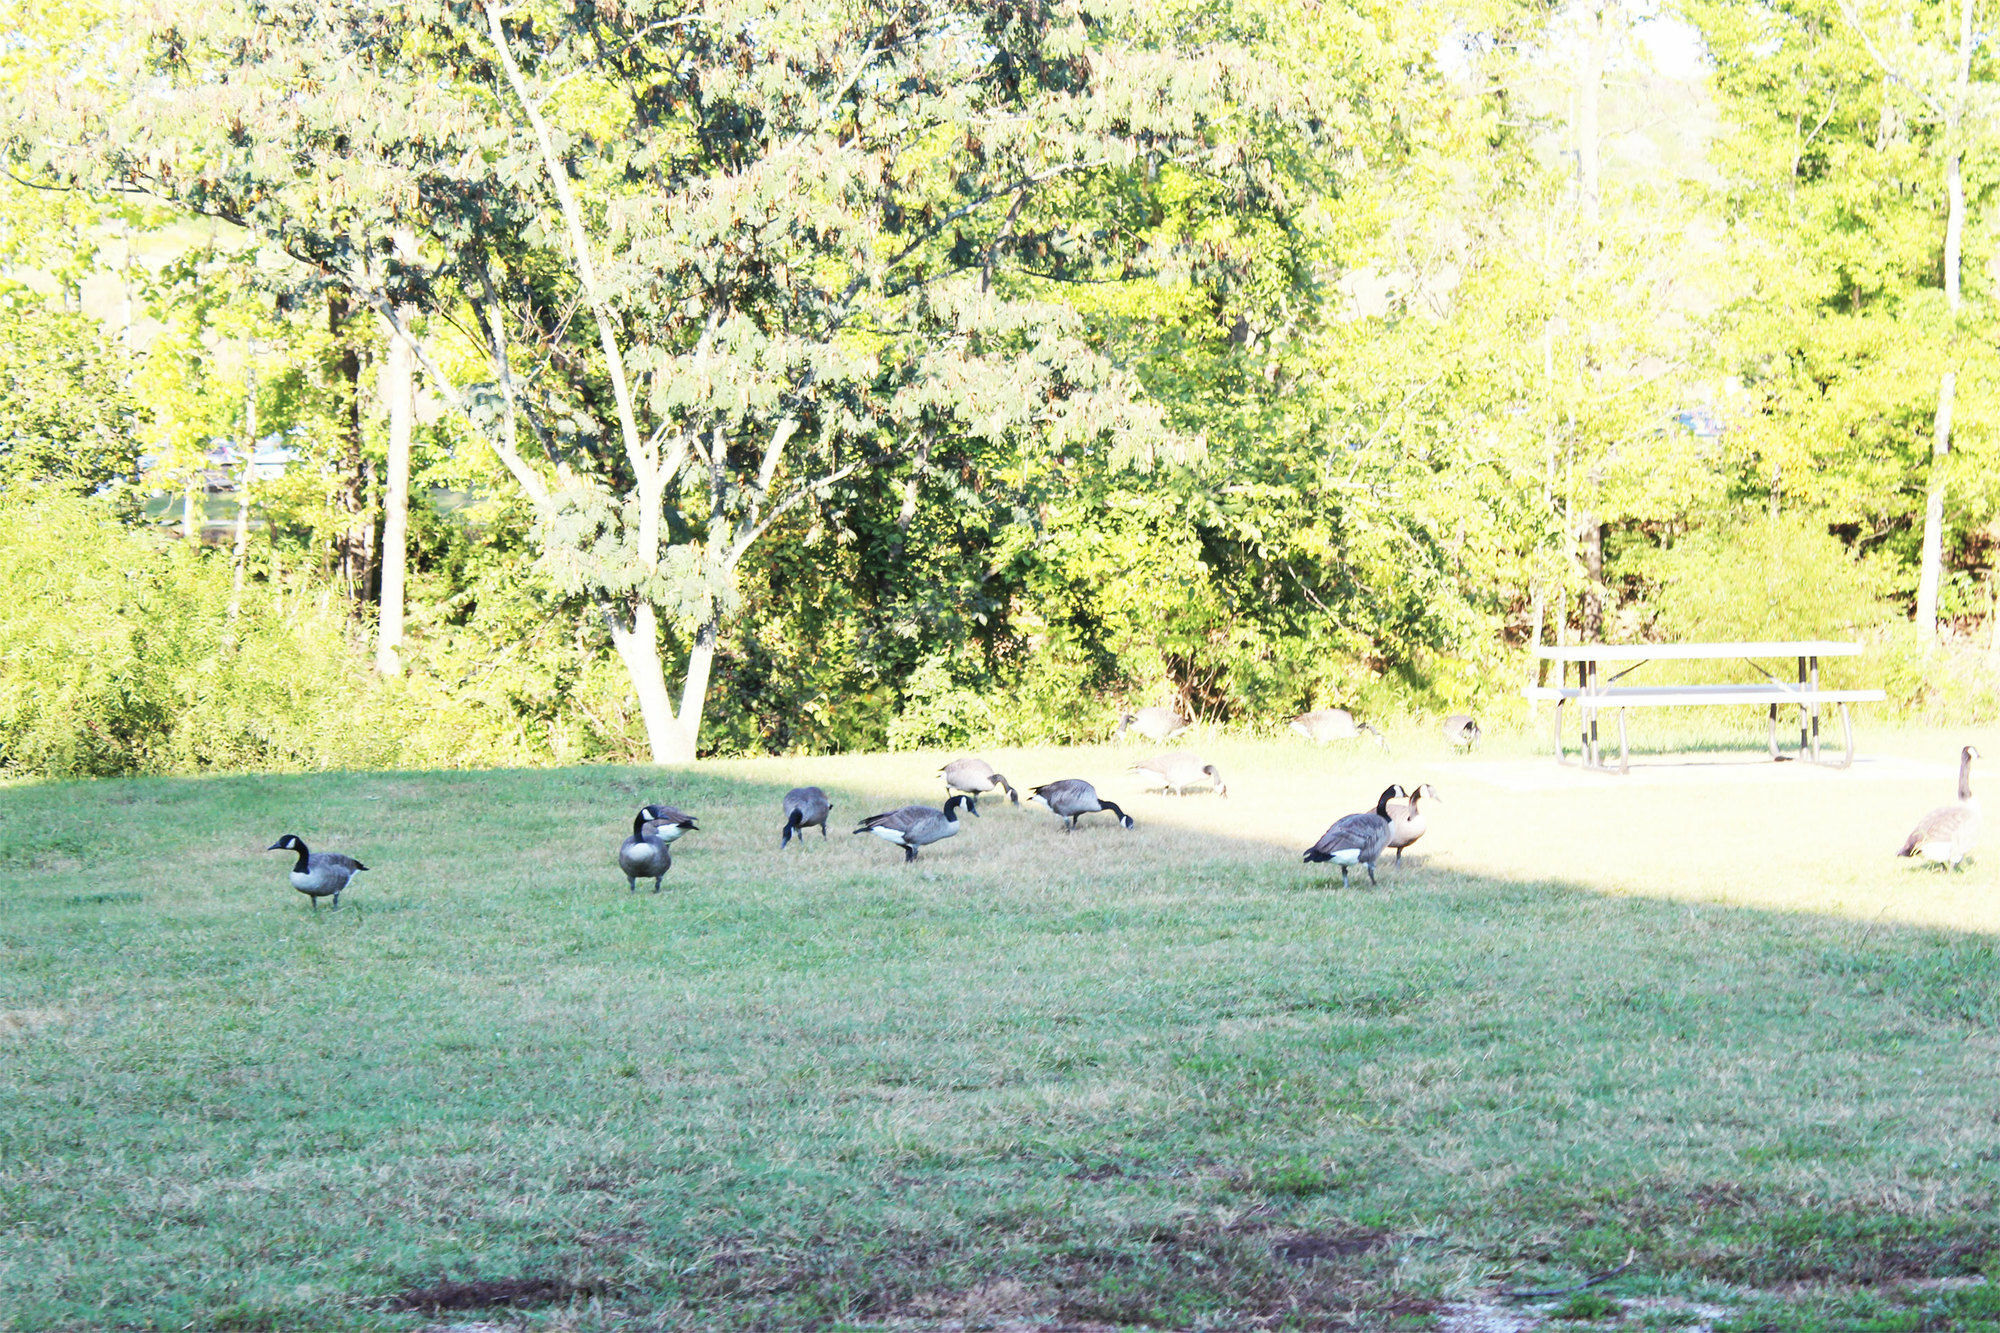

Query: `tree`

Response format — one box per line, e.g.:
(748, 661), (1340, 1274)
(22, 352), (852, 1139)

(1836, 0), (1990, 635)
(10, 0), (1318, 760)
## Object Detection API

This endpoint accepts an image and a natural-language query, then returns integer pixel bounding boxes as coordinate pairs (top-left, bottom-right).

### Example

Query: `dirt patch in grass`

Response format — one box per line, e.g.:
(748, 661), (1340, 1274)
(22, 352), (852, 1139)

(1272, 1227), (1391, 1264)
(389, 1276), (591, 1312)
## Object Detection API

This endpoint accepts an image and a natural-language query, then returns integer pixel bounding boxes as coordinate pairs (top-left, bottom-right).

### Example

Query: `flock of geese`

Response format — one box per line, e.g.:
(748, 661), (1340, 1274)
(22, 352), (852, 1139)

(262, 715), (1984, 908)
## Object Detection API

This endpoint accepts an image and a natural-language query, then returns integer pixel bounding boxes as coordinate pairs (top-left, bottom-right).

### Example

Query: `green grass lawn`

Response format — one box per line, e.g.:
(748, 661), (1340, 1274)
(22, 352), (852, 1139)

(4, 734), (2000, 1331)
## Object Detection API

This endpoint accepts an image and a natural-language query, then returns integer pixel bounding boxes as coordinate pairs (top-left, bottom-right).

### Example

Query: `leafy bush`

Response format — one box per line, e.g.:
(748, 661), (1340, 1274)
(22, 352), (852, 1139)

(0, 492), (393, 776)
(1634, 515), (1895, 644)
(885, 654), (996, 751)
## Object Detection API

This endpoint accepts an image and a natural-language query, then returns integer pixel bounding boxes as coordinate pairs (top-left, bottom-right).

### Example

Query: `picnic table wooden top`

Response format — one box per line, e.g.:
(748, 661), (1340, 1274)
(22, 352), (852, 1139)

(1531, 641), (1866, 663)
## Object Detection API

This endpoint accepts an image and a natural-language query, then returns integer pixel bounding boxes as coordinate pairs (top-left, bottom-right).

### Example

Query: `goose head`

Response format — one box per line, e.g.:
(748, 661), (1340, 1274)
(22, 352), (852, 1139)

(266, 834), (307, 853)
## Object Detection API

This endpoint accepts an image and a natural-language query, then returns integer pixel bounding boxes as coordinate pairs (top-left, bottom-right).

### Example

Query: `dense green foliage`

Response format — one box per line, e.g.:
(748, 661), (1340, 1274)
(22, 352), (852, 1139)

(1, 0), (1997, 775)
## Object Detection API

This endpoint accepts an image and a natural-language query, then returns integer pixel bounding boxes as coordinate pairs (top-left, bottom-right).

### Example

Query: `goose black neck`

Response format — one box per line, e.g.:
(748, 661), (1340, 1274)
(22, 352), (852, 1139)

(1101, 799), (1127, 821)
(291, 843), (311, 873)
(632, 810), (651, 837)
(1375, 788), (1399, 817)
(787, 808), (803, 829)
(1962, 750), (1976, 802)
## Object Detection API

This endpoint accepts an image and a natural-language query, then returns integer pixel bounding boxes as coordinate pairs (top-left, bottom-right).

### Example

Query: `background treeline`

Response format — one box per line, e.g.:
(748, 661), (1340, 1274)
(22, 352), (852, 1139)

(3, 0), (1998, 779)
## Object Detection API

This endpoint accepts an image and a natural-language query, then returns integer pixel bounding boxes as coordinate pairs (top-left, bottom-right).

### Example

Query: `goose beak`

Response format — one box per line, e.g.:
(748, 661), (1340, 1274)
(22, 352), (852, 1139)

(265, 840), (286, 851)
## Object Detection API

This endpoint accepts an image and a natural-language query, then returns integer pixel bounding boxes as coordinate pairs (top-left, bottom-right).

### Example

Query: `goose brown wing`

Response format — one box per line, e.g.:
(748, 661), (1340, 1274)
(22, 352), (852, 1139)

(649, 805), (699, 829)
(1032, 779), (1097, 815)
(1309, 811), (1390, 858)
(856, 804), (932, 833)
(1900, 803), (1978, 856)
(311, 851), (368, 873)
(785, 787), (830, 822)
(942, 758), (995, 788)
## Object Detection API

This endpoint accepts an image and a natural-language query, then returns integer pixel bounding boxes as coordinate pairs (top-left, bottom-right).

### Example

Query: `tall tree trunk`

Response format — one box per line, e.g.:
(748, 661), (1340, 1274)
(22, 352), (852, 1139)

(677, 616), (719, 760)
(1917, 370), (1955, 632)
(607, 602), (692, 763)
(375, 260), (415, 675)
(1916, 0), (1973, 638)
(226, 351), (257, 625)
(183, 473), (202, 546)
(1579, 511), (1605, 640)
(1576, 5), (1604, 232)
(328, 292), (373, 604)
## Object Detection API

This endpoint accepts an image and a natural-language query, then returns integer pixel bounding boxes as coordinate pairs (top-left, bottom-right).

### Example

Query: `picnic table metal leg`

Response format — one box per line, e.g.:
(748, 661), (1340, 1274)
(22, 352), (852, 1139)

(1837, 702), (1854, 768)
(1617, 708), (1629, 774)
(1796, 655), (1810, 759)
(1586, 661), (1602, 768)
(1767, 703), (1779, 759)
(1808, 655), (1822, 762)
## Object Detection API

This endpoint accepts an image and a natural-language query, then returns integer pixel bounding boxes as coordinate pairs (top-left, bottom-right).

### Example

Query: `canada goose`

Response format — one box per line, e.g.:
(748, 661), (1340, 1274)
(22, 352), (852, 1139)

(781, 787), (832, 847)
(1117, 707), (1189, 743)
(1301, 785), (1404, 887)
(618, 804), (677, 892)
(640, 804), (699, 845)
(854, 794), (976, 862)
(940, 757), (1020, 805)
(265, 834), (367, 909)
(1130, 752), (1228, 798)
(1027, 778), (1135, 832)
(1898, 745), (1982, 869)
(1442, 714), (1481, 750)
(1384, 783), (1439, 864)
(1290, 708), (1387, 749)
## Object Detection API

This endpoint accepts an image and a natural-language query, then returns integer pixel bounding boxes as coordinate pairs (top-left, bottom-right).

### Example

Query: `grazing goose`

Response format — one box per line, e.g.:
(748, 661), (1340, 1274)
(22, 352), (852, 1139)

(1442, 714), (1481, 750)
(854, 794), (976, 862)
(1898, 745), (1982, 869)
(618, 804), (678, 892)
(1027, 778), (1134, 832)
(266, 834), (367, 909)
(781, 786), (833, 847)
(1290, 708), (1387, 749)
(640, 804), (699, 845)
(1117, 707), (1189, 743)
(1130, 752), (1228, 798)
(940, 757), (1020, 805)
(1384, 783), (1439, 864)
(1301, 785), (1405, 887)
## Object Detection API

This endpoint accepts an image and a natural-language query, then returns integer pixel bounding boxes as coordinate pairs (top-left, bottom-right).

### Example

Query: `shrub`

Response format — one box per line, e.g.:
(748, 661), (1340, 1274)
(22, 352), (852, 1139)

(1634, 515), (1895, 644)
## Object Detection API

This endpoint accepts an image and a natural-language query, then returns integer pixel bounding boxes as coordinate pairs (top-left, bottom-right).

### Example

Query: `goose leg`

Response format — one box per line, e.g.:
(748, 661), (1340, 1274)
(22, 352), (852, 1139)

(653, 874), (663, 893)
(626, 875), (637, 892)
(1366, 864), (1377, 886)
(903, 845), (918, 863)
(1339, 866), (1350, 889)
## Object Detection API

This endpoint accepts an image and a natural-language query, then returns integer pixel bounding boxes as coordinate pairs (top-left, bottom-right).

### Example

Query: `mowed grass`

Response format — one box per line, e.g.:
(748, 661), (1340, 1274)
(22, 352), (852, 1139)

(4, 730), (2000, 1331)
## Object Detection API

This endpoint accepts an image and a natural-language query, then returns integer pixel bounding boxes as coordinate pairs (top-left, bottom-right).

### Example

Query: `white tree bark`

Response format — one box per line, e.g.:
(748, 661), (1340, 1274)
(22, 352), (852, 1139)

(1913, 0), (1972, 638)
(225, 351), (257, 625)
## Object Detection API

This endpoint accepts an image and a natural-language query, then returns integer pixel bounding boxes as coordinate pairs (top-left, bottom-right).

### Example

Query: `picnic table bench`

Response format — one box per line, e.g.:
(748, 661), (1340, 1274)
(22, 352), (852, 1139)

(1523, 641), (1886, 773)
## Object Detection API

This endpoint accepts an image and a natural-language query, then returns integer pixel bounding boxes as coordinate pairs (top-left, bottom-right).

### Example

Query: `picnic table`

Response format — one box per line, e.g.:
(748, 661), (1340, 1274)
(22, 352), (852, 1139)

(1523, 641), (1887, 773)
